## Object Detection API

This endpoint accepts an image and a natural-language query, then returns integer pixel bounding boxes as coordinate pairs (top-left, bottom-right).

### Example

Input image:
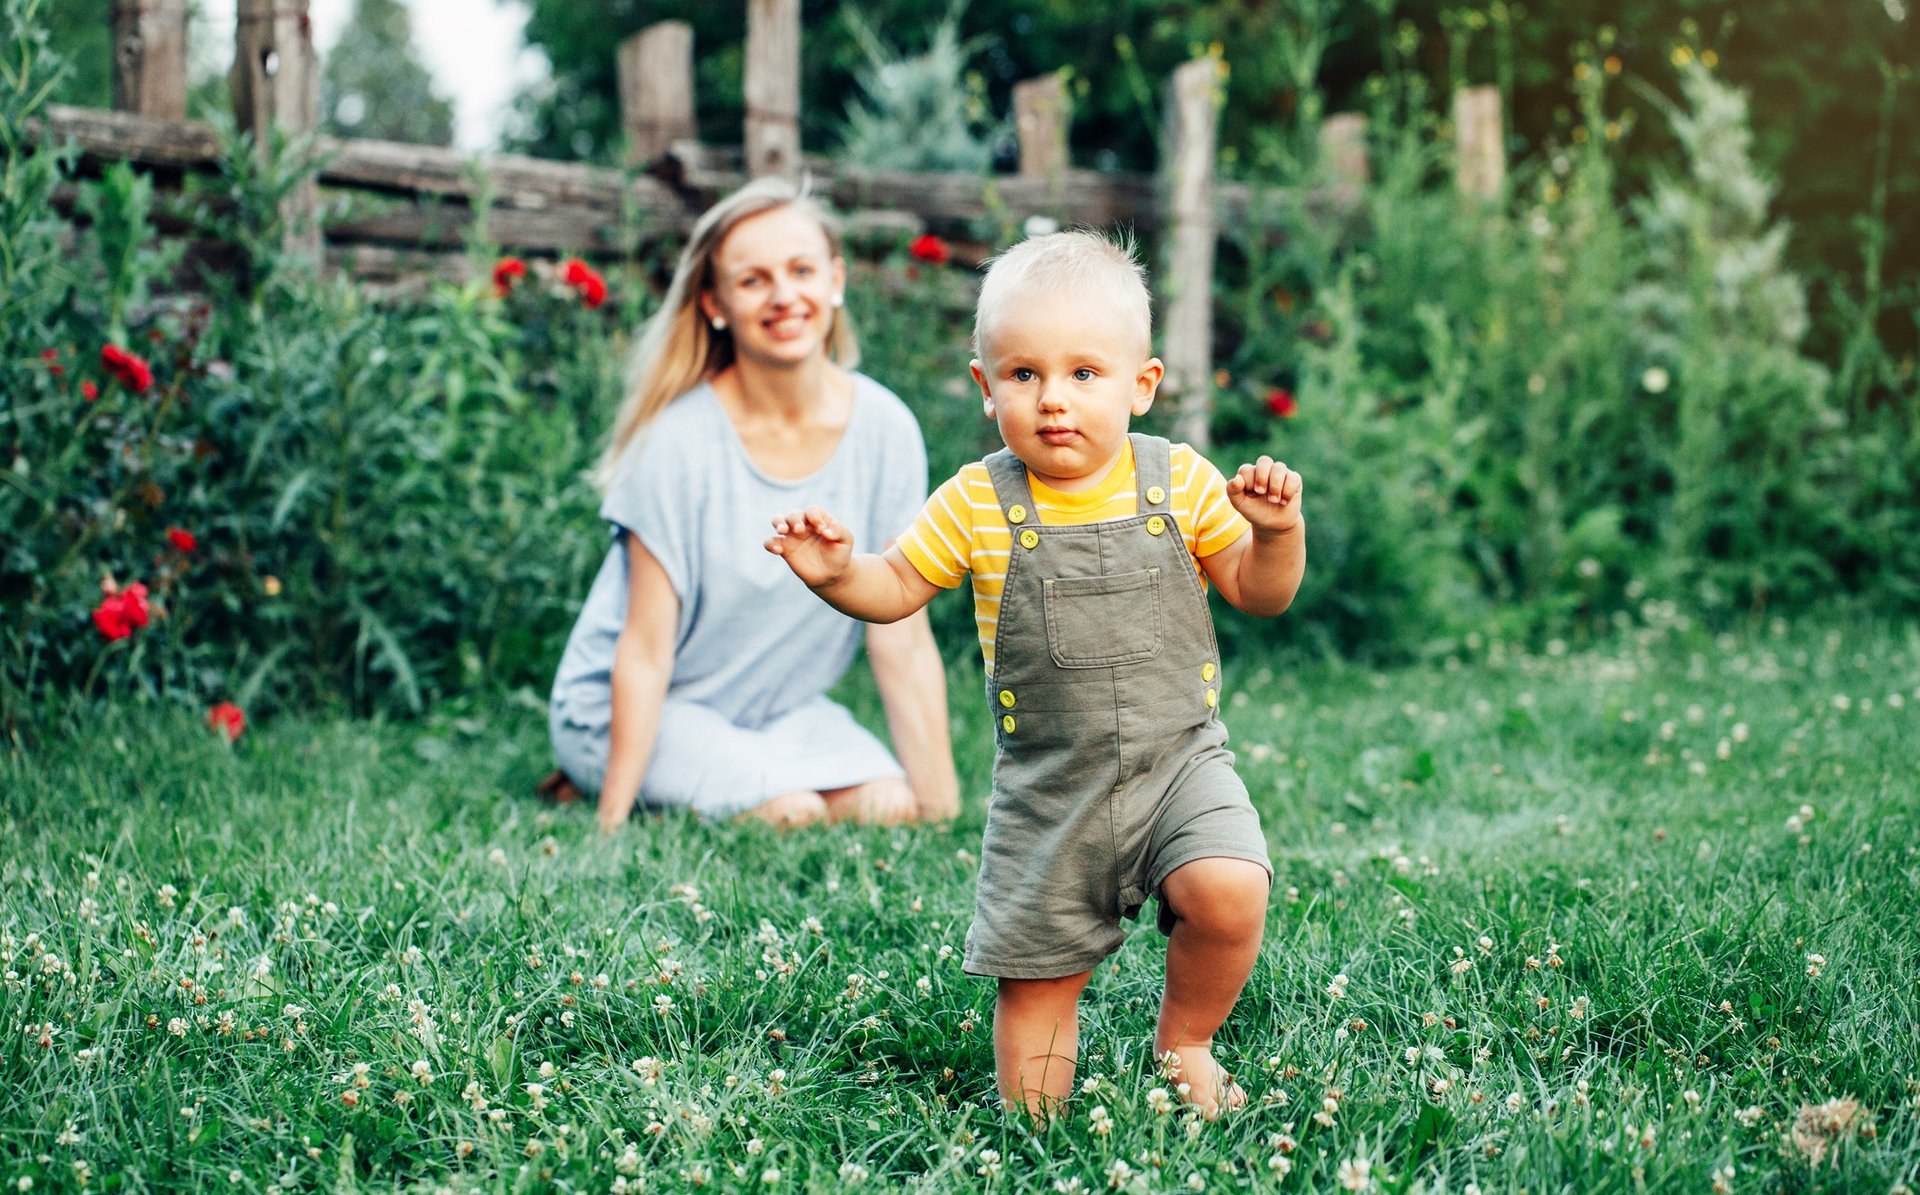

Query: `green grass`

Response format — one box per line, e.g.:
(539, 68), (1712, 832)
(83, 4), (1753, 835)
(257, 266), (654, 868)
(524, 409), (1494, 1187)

(4, 614), (1919, 1194)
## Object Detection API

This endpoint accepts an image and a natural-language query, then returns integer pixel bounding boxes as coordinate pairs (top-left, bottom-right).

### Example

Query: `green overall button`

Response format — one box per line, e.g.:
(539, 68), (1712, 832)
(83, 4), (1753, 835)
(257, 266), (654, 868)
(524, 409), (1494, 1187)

(1146, 515), (1166, 536)
(1019, 528), (1040, 550)
(1146, 485), (1166, 505)
(1002, 714), (1017, 733)
(998, 689), (1016, 708)
(1008, 504), (1027, 524)
(1202, 662), (1216, 682)
(1205, 687), (1218, 708)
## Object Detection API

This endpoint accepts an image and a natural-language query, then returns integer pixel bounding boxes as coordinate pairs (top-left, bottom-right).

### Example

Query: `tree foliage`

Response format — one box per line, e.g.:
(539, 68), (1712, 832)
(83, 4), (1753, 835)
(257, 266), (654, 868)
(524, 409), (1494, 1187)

(321, 0), (454, 146)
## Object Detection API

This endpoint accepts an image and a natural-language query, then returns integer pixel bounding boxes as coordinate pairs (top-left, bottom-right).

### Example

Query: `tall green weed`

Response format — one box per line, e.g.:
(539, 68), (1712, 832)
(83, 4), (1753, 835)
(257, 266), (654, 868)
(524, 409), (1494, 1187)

(1211, 32), (1919, 655)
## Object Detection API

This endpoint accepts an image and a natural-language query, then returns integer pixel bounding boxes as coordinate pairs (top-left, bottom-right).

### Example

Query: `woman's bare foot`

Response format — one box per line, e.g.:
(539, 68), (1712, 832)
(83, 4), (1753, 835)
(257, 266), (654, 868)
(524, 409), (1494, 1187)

(535, 769), (583, 805)
(1157, 1046), (1247, 1120)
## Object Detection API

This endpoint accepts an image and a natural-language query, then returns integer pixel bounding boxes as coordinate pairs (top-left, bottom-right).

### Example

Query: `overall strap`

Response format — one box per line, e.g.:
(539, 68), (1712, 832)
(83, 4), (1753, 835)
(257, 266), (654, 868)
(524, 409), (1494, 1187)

(1130, 434), (1175, 513)
(983, 447), (1039, 523)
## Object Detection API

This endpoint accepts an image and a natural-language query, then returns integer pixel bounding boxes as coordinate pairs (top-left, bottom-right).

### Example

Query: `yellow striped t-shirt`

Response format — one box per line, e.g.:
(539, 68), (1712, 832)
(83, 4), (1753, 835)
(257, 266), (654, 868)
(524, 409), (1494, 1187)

(898, 441), (1250, 672)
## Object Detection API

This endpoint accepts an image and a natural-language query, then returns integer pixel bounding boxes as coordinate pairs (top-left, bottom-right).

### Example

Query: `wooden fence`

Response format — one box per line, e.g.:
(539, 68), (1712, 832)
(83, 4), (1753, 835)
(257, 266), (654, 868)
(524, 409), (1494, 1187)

(44, 0), (1507, 447)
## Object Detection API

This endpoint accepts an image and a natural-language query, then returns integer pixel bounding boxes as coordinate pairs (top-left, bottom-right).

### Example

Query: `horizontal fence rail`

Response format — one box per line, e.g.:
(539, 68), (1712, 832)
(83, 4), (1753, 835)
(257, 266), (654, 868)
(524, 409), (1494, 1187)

(38, 1), (1507, 447)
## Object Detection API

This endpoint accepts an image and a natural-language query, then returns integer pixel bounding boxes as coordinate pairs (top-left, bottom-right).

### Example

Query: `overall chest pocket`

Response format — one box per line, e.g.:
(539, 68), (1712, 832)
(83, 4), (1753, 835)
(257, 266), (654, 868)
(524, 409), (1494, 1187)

(1041, 568), (1161, 668)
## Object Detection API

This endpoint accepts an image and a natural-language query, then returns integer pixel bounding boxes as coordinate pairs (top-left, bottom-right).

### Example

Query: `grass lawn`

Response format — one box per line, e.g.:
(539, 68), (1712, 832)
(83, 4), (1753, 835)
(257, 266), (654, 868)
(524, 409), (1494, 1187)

(3, 614), (1918, 1193)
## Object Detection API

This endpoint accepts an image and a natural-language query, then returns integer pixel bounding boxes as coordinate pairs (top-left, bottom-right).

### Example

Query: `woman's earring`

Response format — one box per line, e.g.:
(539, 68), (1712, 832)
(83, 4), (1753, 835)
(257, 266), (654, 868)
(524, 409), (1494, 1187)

(710, 316), (727, 330)
(831, 294), (844, 308)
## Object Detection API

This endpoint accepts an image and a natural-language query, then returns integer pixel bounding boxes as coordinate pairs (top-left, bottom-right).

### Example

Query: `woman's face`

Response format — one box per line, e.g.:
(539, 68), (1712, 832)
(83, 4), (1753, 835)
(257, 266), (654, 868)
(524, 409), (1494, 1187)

(701, 205), (846, 371)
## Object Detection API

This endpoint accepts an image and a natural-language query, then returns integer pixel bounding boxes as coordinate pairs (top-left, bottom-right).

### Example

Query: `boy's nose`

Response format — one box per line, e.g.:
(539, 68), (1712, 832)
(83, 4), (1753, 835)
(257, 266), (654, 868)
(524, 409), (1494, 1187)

(1038, 384), (1069, 412)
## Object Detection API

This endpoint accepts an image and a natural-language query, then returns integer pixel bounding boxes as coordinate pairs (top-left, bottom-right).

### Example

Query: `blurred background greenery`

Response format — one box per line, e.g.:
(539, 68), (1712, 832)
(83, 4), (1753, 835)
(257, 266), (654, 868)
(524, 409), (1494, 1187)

(7, 0), (1916, 727)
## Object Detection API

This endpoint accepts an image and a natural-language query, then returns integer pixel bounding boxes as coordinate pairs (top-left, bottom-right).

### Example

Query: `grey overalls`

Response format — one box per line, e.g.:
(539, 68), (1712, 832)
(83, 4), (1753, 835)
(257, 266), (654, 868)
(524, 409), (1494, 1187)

(962, 434), (1272, 980)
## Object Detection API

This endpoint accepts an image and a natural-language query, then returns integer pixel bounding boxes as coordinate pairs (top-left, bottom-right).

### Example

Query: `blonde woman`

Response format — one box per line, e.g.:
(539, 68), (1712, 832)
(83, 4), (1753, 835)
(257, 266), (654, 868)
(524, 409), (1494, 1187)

(546, 178), (959, 830)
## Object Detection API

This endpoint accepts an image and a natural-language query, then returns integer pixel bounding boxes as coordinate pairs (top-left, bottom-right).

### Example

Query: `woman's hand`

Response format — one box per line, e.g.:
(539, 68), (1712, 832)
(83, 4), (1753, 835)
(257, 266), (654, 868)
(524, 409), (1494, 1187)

(766, 506), (855, 590)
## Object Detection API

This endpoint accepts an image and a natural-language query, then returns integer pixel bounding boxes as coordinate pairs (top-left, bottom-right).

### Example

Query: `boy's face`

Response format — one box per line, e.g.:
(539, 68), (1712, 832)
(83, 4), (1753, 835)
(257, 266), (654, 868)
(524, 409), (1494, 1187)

(970, 287), (1163, 492)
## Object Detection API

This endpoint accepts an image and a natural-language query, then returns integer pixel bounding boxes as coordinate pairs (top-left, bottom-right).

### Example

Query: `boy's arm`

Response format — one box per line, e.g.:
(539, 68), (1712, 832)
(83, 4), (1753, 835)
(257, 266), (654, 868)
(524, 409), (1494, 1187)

(1199, 456), (1306, 618)
(765, 506), (942, 624)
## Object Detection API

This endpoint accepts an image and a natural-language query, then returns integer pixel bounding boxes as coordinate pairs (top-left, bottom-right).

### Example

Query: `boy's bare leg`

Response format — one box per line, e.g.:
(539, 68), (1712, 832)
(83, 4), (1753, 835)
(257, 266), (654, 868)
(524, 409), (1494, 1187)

(1155, 857), (1270, 1118)
(994, 970), (1093, 1120)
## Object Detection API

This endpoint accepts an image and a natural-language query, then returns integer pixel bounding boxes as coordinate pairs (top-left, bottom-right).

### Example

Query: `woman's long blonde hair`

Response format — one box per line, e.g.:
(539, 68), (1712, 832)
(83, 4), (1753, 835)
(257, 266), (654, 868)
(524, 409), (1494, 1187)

(592, 177), (861, 492)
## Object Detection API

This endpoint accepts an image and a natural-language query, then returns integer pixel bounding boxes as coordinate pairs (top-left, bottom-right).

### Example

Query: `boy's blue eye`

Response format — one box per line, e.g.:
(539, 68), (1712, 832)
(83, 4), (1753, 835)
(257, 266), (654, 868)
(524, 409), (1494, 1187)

(1073, 367), (1095, 382)
(1012, 368), (1036, 382)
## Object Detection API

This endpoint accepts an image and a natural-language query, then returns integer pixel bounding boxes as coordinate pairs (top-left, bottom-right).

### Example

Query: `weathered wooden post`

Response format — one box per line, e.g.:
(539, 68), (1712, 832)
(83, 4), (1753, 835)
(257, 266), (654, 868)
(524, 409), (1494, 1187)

(1013, 73), (1069, 203)
(231, 0), (321, 263)
(1453, 85), (1505, 197)
(1318, 112), (1370, 206)
(744, 0), (800, 178)
(112, 0), (189, 119)
(1160, 57), (1223, 452)
(618, 21), (695, 167)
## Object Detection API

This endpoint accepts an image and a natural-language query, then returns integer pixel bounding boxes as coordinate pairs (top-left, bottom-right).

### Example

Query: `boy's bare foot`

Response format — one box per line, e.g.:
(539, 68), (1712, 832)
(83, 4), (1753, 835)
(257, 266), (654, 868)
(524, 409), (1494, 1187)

(1158, 1046), (1247, 1120)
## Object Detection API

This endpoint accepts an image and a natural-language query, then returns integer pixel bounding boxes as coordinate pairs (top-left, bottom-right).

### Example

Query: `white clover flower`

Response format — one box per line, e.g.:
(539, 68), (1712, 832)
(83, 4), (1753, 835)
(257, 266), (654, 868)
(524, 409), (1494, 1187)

(411, 1060), (432, 1085)
(1336, 1156), (1373, 1191)
(1641, 367), (1670, 394)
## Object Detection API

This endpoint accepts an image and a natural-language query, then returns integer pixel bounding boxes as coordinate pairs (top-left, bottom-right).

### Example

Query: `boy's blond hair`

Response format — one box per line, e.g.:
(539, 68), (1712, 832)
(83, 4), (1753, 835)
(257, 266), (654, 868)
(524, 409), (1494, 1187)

(971, 230), (1151, 362)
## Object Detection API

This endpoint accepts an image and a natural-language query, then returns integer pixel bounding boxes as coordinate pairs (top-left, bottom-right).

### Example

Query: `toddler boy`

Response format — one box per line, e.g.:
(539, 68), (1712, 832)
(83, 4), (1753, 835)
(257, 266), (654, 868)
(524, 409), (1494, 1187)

(765, 231), (1305, 1118)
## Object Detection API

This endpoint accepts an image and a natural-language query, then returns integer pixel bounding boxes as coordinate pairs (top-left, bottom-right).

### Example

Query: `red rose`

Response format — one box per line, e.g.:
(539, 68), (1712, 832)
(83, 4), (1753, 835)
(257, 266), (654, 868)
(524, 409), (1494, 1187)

(561, 258), (607, 309)
(206, 701), (246, 742)
(1265, 388), (1298, 418)
(81, 380), (99, 401)
(102, 344), (154, 394)
(909, 234), (950, 266)
(92, 600), (131, 641)
(118, 582), (151, 628)
(91, 582), (150, 640)
(167, 527), (197, 553)
(491, 256), (527, 297)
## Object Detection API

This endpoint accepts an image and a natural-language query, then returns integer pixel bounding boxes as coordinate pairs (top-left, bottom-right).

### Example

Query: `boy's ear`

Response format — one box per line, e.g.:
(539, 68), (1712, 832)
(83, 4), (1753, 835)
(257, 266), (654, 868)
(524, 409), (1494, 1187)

(1132, 357), (1165, 416)
(971, 360), (997, 418)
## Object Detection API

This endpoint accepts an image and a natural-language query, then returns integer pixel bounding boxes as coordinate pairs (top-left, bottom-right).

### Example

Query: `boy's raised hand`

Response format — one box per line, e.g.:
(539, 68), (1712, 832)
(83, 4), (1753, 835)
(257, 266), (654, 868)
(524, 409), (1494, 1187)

(766, 506), (855, 589)
(1224, 455), (1304, 533)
